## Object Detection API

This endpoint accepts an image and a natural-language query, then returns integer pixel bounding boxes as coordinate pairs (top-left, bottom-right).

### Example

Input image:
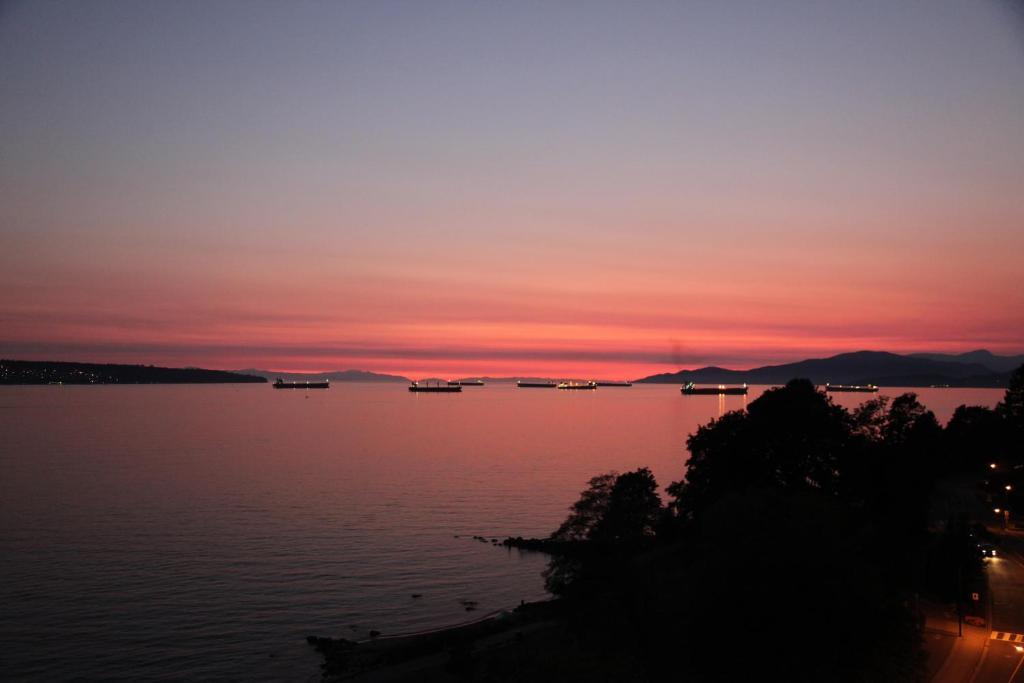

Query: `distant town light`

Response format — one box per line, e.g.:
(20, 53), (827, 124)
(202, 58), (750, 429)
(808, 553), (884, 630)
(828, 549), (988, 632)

(1007, 485), (1013, 491)
(991, 463), (998, 469)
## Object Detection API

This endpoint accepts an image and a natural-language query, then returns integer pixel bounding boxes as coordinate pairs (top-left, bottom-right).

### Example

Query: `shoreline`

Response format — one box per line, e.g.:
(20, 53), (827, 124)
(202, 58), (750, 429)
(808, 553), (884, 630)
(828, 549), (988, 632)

(306, 599), (563, 680)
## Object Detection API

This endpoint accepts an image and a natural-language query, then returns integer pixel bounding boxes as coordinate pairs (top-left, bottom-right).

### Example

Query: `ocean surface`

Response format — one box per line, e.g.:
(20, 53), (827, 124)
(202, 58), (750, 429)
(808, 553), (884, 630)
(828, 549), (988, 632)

(0, 382), (1003, 679)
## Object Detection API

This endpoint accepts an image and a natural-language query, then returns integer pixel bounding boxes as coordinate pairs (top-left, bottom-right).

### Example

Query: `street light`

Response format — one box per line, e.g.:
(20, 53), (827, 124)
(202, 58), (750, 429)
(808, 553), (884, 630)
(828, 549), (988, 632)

(1006, 484), (1015, 529)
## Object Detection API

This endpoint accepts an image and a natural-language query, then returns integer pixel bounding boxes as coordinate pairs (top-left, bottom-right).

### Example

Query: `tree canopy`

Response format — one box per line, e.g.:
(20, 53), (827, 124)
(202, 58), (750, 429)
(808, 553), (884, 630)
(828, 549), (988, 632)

(539, 378), (958, 682)
(535, 371), (1024, 681)
(997, 365), (1024, 439)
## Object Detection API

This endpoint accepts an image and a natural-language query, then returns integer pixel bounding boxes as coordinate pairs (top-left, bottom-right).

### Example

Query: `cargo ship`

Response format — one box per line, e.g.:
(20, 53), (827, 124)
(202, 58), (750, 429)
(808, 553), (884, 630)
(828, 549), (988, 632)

(681, 382), (748, 395)
(595, 381), (632, 387)
(557, 381), (597, 390)
(273, 378), (329, 389)
(409, 381), (462, 393)
(824, 383), (879, 393)
(517, 381), (557, 388)
(448, 379), (485, 386)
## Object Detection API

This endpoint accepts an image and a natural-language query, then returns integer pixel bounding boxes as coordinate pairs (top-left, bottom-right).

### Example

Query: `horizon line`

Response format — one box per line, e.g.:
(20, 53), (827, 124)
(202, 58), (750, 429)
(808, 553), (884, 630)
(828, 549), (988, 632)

(3, 346), (1021, 380)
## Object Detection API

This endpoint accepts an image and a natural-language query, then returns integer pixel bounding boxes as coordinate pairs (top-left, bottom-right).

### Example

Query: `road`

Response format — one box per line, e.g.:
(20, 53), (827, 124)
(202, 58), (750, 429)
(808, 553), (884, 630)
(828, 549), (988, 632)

(938, 531), (1024, 683)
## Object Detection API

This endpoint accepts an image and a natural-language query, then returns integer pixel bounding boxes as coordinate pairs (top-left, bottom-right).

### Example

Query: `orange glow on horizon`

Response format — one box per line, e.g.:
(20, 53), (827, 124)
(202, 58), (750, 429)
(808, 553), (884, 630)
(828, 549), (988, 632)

(2, 2), (1022, 381)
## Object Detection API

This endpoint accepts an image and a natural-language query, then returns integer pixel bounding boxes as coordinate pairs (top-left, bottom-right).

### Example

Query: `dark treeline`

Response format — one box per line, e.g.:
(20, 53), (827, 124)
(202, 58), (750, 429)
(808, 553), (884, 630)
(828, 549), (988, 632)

(514, 366), (1024, 682)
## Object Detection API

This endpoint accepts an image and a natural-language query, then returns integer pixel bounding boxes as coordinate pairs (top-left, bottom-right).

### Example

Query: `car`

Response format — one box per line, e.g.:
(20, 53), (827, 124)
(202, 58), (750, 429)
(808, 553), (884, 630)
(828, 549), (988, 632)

(979, 543), (998, 558)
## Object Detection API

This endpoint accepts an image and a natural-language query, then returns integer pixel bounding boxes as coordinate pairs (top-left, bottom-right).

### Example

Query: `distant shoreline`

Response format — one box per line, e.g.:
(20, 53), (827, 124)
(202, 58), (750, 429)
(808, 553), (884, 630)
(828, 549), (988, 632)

(0, 360), (265, 385)
(4, 348), (1021, 389)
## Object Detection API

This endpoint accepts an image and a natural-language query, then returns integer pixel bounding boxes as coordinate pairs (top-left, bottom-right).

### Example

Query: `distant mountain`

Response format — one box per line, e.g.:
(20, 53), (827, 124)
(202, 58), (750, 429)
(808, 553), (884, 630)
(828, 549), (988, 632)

(907, 350), (1024, 374)
(238, 368), (410, 383)
(1, 360), (266, 384)
(636, 351), (1012, 388)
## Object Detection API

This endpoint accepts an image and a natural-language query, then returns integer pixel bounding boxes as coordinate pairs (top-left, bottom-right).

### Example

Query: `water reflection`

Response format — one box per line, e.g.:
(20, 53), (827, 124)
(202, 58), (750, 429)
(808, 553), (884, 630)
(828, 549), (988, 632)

(0, 382), (1002, 679)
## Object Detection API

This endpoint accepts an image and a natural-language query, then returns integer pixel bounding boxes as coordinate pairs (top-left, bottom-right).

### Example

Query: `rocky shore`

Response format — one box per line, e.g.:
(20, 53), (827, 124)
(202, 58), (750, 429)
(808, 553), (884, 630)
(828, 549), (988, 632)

(306, 599), (565, 681)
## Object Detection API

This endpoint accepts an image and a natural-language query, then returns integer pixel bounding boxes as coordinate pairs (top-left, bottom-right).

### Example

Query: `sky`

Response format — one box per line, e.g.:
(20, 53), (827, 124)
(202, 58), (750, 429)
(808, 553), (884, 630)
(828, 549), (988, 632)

(1, 1), (1022, 378)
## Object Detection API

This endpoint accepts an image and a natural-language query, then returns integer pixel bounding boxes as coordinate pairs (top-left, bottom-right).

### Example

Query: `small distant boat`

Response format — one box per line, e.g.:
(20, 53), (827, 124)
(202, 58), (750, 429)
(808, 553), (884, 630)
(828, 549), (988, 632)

(825, 383), (879, 393)
(557, 381), (597, 390)
(273, 378), (329, 389)
(595, 381), (632, 387)
(448, 379), (484, 386)
(409, 381), (462, 393)
(517, 381), (557, 388)
(681, 382), (747, 395)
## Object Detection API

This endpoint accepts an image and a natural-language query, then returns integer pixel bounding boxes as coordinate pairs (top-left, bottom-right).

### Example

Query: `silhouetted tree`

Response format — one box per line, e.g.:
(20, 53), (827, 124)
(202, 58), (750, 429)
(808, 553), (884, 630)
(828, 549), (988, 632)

(886, 393), (941, 445)
(851, 395), (890, 441)
(551, 472), (619, 543)
(860, 394), (941, 585)
(945, 405), (1004, 472)
(997, 365), (1024, 464)
(542, 380), (934, 682)
(850, 392), (940, 451)
(668, 379), (853, 524)
(545, 468), (663, 596)
(997, 364), (1024, 423)
(591, 468), (661, 547)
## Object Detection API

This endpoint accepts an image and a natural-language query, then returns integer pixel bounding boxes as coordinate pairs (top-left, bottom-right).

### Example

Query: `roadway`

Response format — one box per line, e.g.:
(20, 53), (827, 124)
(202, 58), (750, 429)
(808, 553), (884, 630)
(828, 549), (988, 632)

(943, 530), (1024, 683)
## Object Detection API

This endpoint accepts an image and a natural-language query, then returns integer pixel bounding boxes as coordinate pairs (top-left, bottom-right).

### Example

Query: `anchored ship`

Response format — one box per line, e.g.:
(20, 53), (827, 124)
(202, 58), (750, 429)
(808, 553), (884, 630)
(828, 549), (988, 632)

(273, 378), (329, 389)
(448, 379), (485, 386)
(824, 383), (879, 393)
(409, 381), (462, 393)
(557, 381), (597, 390)
(681, 382), (748, 395)
(517, 381), (557, 388)
(595, 381), (632, 387)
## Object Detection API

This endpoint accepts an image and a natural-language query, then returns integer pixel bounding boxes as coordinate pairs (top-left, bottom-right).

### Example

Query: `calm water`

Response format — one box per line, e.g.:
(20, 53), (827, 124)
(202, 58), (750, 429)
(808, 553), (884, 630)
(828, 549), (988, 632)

(0, 383), (1002, 679)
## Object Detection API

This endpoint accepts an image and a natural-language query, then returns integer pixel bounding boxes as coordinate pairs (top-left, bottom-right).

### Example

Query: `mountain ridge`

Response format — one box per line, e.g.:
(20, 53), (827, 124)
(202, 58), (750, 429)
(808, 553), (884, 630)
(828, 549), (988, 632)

(635, 350), (1018, 387)
(907, 349), (1024, 373)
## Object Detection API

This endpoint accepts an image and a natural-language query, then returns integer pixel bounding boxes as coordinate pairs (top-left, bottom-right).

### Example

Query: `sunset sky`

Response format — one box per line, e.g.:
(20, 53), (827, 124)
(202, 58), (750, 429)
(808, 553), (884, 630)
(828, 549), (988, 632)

(1, 1), (1022, 378)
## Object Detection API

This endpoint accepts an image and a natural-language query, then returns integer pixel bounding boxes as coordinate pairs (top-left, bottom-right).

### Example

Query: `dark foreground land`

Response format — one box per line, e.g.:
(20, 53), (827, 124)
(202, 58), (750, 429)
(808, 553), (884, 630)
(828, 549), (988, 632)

(307, 600), (648, 682)
(0, 359), (266, 384)
(307, 364), (1024, 682)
